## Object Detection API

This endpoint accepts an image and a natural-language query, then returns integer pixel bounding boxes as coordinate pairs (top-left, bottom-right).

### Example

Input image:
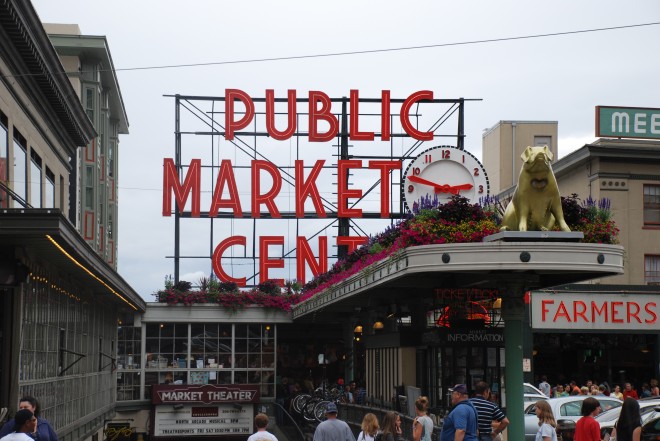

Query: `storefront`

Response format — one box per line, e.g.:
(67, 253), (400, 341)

(529, 285), (660, 389)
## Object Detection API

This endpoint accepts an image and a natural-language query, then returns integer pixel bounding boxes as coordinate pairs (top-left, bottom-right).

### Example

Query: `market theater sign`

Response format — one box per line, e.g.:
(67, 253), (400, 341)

(163, 89), (438, 286)
(152, 384), (259, 404)
(531, 292), (659, 330)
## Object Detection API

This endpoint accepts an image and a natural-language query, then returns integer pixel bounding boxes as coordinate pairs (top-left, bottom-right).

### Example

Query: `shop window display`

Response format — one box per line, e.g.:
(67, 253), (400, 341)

(116, 322), (276, 400)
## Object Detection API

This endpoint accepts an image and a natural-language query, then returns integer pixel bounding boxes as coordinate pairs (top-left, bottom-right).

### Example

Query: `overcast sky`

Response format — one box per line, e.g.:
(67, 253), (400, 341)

(31, 0), (660, 300)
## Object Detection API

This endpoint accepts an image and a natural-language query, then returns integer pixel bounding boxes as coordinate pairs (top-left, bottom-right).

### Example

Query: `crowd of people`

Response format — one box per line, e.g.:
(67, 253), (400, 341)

(538, 376), (660, 400)
(309, 396), (435, 441)
(531, 376), (659, 441)
(533, 396), (643, 441)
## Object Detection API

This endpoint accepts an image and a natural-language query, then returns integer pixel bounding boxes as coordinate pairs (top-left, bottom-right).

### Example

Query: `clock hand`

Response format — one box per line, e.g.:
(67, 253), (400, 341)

(408, 176), (474, 194)
(433, 183), (474, 194)
(446, 183), (474, 195)
(407, 175), (445, 190)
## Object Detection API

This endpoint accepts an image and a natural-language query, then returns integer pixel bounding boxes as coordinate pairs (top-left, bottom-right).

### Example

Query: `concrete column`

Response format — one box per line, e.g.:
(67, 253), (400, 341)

(502, 291), (527, 441)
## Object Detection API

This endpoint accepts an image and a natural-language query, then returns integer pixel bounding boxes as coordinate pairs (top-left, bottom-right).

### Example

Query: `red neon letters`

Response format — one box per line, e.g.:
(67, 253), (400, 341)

(540, 299), (658, 324)
(224, 89), (434, 141)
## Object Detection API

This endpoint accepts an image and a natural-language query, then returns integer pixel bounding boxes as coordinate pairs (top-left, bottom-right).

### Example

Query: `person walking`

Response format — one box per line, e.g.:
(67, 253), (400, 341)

(381, 411), (405, 441)
(247, 413), (278, 441)
(0, 396), (58, 441)
(574, 397), (601, 441)
(539, 376), (551, 398)
(441, 384), (478, 441)
(469, 381), (509, 441)
(612, 398), (642, 441)
(412, 396), (434, 441)
(357, 413), (379, 441)
(313, 403), (355, 441)
(0, 409), (38, 441)
(622, 383), (639, 400)
(610, 385), (624, 400)
(534, 400), (558, 441)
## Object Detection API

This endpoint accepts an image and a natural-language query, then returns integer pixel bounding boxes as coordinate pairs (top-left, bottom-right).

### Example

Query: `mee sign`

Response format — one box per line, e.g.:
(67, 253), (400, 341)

(163, 89), (436, 286)
(596, 106), (660, 139)
(531, 292), (659, 331)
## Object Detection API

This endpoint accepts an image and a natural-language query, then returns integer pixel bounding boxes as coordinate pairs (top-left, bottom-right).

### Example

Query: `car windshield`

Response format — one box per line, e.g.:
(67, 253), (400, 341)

(596, 407), (621, 422)
(524, 384), (544, 395)
(559, 401), (583, 417)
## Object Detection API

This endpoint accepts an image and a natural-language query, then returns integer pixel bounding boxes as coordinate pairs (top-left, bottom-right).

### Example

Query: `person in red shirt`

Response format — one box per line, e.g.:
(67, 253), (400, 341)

(574, 397), (601, 441)
(622, 382), (639, 400)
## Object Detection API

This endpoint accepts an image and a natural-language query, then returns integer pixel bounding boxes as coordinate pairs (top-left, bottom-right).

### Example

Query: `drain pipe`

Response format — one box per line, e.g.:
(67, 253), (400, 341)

(511, 122), (517, 188)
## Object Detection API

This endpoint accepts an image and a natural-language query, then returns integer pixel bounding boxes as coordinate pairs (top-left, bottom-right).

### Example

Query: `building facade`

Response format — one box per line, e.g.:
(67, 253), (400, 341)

(0, 3), (144, 441)
(44, 23), (128, 269)
(113, 304), (291, 440)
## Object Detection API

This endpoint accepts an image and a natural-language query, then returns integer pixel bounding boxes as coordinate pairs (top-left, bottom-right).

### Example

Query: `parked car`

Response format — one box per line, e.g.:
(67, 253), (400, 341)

(593, 398), (660, 439)
(524, 382), (548, 403)
(641, 408), (660, 441)
(524, 395), (622, 441)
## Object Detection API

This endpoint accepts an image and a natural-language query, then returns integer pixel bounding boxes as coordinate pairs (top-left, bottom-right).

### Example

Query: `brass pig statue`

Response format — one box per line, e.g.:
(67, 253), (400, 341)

(500, 145), (571, 232)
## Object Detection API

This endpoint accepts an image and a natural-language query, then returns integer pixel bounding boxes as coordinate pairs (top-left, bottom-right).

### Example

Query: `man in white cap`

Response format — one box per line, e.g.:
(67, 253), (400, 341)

(313, 402), (355, 441)
(441, 384), (478, 441)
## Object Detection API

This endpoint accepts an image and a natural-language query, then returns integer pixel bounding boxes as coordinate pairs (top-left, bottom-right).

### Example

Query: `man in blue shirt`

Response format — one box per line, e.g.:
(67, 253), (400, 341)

(441, 384), (478, 441)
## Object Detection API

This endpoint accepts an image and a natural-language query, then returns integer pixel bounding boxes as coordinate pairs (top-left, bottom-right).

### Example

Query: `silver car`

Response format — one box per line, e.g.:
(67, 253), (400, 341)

(524, 395), (622, 441)
(524, 382), (548, 403)
(594, 398), (660, 438)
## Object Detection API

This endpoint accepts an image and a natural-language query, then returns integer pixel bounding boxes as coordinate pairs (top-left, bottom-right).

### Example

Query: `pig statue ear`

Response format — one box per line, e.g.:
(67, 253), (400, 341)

(521, 146), (533, 162)
(543, 145), (554, 161)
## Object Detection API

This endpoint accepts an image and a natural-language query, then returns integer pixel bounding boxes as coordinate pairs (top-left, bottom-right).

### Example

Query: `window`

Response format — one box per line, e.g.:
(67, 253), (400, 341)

(127, 322), (277, 401)
(534, 136), (552, 148)
(13, 130), (27, 205)
(645, 255), (660, 285)
(644, 185), (660, 226)
(0, 112), (8, 208)
(30, 150), (42, 208)
(84, 166), (94, 209)
(45, 168), (55, 208)
(85, 88), (95, 123)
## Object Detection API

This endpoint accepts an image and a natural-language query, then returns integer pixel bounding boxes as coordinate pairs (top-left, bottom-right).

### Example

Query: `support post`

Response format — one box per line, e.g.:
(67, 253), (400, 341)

(501, 288), (527, 441)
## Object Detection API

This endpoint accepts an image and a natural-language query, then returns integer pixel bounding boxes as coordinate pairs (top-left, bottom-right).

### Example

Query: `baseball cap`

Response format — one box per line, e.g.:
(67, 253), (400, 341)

(449, 384), (468, 395)
(325, 402), (338, 413)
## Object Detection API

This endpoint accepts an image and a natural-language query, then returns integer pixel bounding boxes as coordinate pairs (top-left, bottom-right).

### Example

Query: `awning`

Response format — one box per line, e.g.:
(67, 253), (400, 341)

(0, 208), (145, 312)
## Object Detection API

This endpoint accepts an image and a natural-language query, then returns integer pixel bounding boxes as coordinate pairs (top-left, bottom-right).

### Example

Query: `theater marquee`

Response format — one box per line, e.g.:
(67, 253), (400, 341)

(531, 292), (658, 331)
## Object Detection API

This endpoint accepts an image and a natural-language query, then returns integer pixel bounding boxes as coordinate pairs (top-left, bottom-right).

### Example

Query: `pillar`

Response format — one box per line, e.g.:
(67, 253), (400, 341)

(502, 291), (527, 441)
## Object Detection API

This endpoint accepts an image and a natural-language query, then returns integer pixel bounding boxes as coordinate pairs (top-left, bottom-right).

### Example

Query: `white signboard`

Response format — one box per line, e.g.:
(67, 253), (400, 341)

(154, 404), (253, 438)
(531, 292), (658, 330)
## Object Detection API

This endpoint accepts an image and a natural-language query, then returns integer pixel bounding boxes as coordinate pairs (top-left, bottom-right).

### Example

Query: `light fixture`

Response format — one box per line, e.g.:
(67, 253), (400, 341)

(354, 324), (363, 333)
(373, 320), (384, 330)
(386, 304), (399, 319)
(493, 298), (502, 309)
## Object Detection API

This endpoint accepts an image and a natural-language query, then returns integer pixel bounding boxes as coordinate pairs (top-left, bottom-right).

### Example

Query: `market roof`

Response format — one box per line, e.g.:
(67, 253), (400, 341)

(292, 238), (624, 322)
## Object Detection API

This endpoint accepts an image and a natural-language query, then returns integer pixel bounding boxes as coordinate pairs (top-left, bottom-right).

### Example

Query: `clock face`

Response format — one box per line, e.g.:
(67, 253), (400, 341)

(403, 146), (490, 210)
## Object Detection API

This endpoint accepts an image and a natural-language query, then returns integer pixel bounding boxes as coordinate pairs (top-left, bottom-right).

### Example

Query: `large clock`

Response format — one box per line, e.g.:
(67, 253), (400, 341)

(403, 145), (490, 210)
